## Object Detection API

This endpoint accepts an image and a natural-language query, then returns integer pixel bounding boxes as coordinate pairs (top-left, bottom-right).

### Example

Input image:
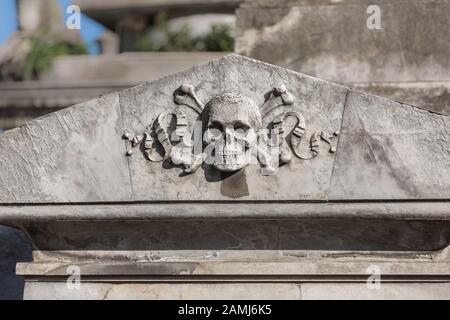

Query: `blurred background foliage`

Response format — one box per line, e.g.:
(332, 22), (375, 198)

(134, 12), (234, 52)
(24, 29), (87, 79)
(1, 7), (233, 81)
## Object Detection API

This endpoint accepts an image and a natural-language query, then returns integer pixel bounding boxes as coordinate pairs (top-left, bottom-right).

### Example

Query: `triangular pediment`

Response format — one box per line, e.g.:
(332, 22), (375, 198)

(0, 54), (449, 203)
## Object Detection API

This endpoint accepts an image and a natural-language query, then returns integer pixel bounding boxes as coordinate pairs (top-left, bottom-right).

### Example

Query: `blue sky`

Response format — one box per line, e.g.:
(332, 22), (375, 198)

(0, 0), (105, 54)
(0, 0), (18, 44)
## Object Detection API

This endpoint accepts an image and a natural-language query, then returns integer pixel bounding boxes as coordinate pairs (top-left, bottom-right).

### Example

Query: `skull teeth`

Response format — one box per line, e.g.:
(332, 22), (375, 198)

(218, 151), (239, 155)
(217, 150), (239, 163)
(222, 155), (236, 161)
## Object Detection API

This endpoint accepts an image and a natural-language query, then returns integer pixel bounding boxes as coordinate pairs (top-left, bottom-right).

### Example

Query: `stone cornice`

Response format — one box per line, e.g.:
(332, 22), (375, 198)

(1, 201), (449, 223)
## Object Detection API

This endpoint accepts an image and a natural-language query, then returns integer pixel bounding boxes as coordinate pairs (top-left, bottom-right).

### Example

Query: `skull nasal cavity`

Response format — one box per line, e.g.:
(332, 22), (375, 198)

(225, 128), (234, 145)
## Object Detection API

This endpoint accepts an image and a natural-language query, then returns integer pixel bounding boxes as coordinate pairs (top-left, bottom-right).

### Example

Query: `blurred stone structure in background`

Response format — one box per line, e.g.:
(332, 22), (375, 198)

(0, 52), (225, 129)
(0, 0), (236, 131)
(236, 0), (450, 115)
(0, 0), (82, 81)
(0, 0), (83, 130)
(75, 0), (240, 52)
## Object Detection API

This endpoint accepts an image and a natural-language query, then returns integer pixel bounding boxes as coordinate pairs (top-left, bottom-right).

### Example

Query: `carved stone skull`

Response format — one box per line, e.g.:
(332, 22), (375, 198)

(203, 92), (262, 172)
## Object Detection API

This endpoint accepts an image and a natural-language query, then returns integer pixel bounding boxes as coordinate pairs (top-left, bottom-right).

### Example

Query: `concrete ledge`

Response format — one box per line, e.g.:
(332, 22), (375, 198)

(45, 52), (228, 82)
(240, 0), (442, 8)
(16, 260), (450, 280)
(1, 201), (450, 222)
(0, 80), (134, 109)
(22, 282), (450, 300)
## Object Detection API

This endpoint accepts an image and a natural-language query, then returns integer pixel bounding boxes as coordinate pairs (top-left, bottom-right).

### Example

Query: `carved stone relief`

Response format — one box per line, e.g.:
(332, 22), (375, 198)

(123, 84), (339, 176)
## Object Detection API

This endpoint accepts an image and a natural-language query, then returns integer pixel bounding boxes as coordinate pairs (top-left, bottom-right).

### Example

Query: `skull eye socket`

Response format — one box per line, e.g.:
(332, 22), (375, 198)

(207, 121), (223, 142)
(209, 121), (223, 132)
(233, 121), (250, 137)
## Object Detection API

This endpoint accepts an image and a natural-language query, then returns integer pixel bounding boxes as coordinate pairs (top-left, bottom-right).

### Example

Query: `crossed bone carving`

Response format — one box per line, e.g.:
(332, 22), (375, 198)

(123, 84), (339, 175)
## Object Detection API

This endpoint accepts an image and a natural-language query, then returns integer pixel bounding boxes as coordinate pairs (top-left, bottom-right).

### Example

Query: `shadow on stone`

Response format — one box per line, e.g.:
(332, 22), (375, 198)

(0, 225), (32, 300)
(22, 219), (450, 252)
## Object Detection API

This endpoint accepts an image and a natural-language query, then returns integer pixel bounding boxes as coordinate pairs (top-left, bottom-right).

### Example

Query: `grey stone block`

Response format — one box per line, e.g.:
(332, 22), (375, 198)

(237, 0), (450, 83)
(24, 282), (301, 300)
(0, 93), (132, 203)
(329, 90), (450, 200)
(23, 281), (450, 300)
(301, 283), (450, 300)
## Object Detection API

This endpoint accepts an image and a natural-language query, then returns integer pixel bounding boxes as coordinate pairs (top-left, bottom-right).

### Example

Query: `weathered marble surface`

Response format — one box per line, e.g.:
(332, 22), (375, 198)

(240, 0), (445, 8)
(301, 283), (450, 300)
(17, 259), (450, 278)
(0, 54), (449, 203)
(237, 0), (450, 83)
(24, 283), (301, 300)
(0, 93), (132, 203)
(23, 282), (450, 300)
(330, 91), (450, 200)
(14, 217), (449, 300)
(2, 202), (450, 222)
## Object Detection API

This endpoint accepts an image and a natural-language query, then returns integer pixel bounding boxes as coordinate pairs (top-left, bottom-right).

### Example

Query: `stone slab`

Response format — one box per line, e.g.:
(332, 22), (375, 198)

(329, 91), (450, 200)
(0, 93), (132, 203)
(301, 283), (450, 300)
(44, 52), (227, 83)
(23, 281), (450, 300)
(2, 202), (450, 222)
(17, 260), (450, 278)
(236, 0), (450, 83)
(0, 80), (135, 130)
(30, 249), (450, 265)
(23, 282), (300, 300)
(240, 0), (443, 7)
